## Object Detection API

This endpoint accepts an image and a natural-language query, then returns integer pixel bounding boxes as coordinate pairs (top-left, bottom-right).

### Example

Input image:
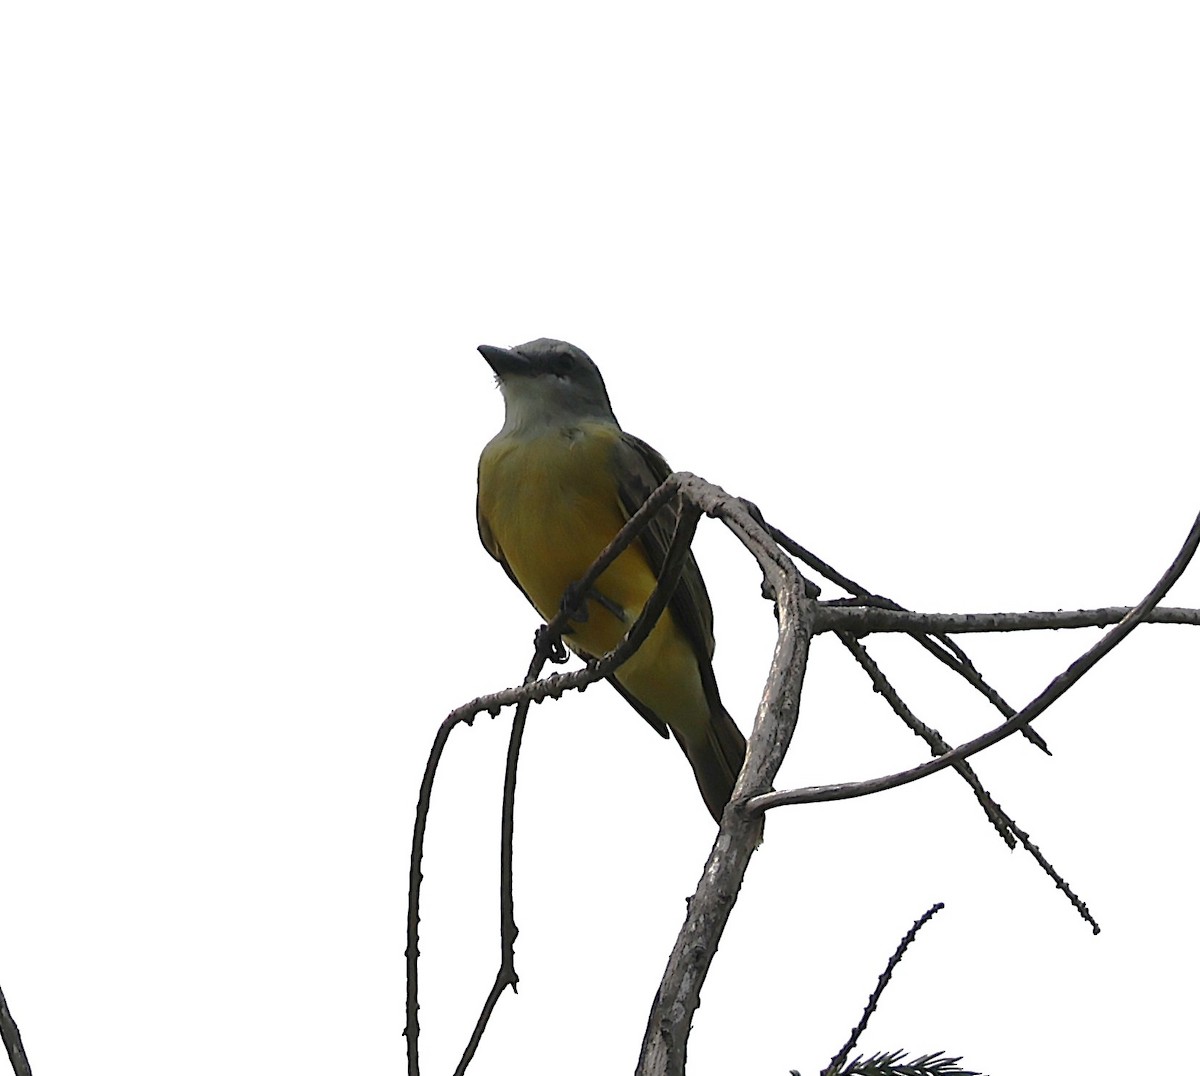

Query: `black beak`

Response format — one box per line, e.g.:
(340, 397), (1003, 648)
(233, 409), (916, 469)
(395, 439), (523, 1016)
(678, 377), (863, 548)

(478, 345), (531, 377)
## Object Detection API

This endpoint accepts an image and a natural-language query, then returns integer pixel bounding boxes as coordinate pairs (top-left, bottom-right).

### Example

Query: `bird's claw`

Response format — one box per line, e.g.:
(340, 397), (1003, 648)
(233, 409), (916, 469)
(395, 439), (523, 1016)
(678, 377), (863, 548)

(559, 582), (589, 624)
(534, 623), (570, 664)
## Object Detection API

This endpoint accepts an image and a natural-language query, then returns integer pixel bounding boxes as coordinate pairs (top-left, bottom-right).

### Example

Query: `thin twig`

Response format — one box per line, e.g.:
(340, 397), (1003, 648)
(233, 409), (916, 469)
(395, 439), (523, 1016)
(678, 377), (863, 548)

(838, 635), (1016, 846)
(816, 605), (1200, 634)
(1009, 818), (1099, 934)
(751, 505), (1200, 813)
(0, 981), (32, 1076)
(821, 903), (946, 1076)
(840, 634), (1099, 931)
(907, 631), (1051, 756)
(450, 646), (546, 1076)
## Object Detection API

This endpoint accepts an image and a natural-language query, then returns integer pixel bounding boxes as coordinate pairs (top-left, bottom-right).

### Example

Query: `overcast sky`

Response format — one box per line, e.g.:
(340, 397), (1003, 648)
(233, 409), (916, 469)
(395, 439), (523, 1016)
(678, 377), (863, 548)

(2, 4), (1198, 1075)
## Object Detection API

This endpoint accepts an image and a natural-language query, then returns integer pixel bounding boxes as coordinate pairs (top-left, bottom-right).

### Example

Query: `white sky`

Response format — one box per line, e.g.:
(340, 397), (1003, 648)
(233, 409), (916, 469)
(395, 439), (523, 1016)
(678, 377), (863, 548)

(2, 3), (1198, 1075)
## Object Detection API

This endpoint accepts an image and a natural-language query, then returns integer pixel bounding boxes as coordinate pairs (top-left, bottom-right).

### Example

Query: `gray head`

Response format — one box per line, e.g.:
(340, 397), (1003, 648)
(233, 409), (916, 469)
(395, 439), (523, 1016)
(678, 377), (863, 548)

(478, 338), (619, 432)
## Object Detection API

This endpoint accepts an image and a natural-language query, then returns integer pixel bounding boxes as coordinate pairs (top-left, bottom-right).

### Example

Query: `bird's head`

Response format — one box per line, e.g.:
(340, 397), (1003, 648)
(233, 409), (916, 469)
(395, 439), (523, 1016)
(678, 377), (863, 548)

(478, 338), (618, 433)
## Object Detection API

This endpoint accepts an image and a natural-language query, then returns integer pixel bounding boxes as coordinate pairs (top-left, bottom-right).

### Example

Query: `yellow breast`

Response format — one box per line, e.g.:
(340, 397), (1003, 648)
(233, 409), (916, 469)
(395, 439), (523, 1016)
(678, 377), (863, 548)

(477, 422), (659, 658)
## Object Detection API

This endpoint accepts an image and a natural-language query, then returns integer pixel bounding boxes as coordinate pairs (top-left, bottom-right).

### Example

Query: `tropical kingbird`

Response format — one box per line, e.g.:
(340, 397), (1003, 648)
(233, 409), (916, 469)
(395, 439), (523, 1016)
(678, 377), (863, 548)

(476, 338), (746, 822)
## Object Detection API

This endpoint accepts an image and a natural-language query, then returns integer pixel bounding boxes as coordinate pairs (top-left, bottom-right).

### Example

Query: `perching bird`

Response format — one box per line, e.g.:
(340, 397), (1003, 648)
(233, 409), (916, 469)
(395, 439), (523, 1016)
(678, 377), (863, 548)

(476, 338), (746, 822)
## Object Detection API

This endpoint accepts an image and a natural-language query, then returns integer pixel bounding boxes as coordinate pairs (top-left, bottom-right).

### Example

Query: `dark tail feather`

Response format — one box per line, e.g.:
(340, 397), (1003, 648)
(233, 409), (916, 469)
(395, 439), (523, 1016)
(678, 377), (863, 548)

(683, 702), (747, 823)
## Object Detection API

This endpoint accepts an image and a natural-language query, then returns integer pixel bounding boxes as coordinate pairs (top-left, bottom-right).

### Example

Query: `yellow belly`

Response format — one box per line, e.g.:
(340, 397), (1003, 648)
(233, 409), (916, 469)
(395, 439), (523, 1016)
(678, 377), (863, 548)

(478, 423), (710, 740)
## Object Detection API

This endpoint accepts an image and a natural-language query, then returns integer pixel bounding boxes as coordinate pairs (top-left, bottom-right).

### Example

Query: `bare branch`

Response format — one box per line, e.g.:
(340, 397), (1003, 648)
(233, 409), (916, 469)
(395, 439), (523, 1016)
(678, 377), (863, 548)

(415, 478), (1198, 1074)
(450, 673), (535, 1076)
(816, 604), (1200, 634)
(0, 982), (32, 1076)
(839, 635), (1015, 844)
(638, 479), (815, 1076)
(837, 635), (1099, 931)
(751, 506), (1200, 814)
(1005, 817), (1099, 935)
(905, 631), (1051, 756)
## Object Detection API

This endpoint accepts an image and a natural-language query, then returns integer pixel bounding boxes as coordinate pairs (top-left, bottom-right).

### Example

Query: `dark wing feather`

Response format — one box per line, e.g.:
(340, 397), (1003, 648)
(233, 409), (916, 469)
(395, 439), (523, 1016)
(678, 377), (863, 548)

(607, 674), (671, 739)
(609, 433), (723, 702)
(612, 434), (717, 660)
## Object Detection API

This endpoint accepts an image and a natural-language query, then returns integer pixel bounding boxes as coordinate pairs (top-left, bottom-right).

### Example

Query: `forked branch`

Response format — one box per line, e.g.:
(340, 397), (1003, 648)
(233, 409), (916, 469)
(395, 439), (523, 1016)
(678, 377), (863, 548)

(752, 502), (1200, 813)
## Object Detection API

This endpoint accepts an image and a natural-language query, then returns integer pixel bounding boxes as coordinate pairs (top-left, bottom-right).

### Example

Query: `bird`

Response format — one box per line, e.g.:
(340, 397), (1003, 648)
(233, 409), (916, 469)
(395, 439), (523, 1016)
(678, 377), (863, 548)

(475, 337), (746, 822)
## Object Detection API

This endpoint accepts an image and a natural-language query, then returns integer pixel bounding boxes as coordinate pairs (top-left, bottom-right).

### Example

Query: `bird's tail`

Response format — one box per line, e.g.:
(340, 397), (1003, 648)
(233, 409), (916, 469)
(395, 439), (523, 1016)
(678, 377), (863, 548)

(683, 701), (747, 823)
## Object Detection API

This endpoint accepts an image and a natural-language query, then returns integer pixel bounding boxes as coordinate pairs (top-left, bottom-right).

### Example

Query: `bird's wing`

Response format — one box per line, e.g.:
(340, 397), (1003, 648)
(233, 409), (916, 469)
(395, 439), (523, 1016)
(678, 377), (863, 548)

(602, 432), (722, 741)
(611, 433), (717, 661)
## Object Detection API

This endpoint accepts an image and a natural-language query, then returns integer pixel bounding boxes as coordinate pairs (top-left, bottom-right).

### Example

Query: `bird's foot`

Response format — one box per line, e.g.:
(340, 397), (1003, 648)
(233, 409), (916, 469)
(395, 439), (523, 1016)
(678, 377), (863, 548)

(535, 623), (570, 664)
(559, 581), (589, 624)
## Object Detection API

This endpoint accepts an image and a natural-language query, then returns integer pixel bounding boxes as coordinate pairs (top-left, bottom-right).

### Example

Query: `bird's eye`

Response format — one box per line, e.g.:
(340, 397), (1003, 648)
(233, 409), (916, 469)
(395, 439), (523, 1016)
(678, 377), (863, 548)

(551, 355), (572, 377)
